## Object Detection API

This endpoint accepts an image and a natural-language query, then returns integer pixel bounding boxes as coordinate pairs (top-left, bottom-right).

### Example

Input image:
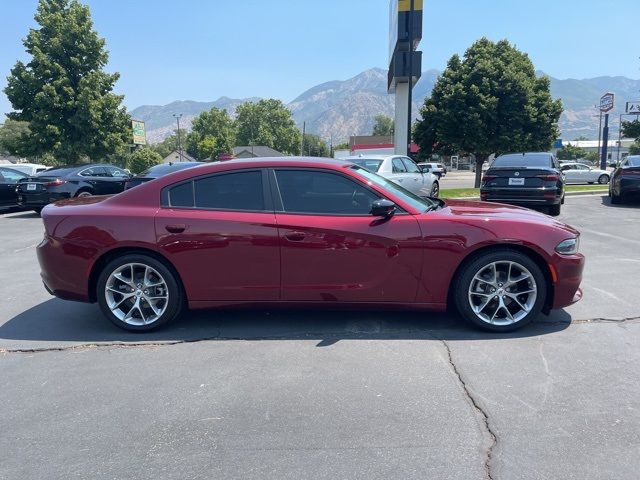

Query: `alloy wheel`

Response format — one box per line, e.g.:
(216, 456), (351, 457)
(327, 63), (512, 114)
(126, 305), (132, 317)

(105, 263), (169, 326)
(467, 260), (537, 326)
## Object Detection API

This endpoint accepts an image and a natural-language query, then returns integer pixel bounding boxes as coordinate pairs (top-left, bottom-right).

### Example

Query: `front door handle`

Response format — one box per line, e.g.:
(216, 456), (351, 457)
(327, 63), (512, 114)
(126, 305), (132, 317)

(165, 224), (186, 234)
(284, 231), (306, 242)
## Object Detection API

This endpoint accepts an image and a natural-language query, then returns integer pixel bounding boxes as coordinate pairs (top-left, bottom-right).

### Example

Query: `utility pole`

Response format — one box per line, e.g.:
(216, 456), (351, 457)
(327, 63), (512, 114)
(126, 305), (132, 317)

(600, 114), (609, 170)
(300, 121), (306, 156)
(173, 113), (183, 161)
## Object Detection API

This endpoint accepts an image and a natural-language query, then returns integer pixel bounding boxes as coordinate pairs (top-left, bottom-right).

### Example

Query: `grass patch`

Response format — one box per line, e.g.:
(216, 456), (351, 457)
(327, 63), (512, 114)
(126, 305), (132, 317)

(440, 184), (608, 199)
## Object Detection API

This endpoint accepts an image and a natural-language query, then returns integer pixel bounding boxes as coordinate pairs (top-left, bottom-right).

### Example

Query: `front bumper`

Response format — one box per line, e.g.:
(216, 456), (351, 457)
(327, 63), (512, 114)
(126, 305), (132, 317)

(550, 253), (585, 309)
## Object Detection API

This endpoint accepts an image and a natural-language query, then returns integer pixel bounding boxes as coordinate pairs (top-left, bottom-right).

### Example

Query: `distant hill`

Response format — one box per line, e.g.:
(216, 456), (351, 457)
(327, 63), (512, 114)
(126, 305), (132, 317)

(130, 69), (640, 144)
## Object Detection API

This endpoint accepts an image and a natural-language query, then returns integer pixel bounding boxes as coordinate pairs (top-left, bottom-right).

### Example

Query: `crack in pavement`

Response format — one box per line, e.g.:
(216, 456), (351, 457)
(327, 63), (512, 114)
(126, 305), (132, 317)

(436, 336), (497, 480)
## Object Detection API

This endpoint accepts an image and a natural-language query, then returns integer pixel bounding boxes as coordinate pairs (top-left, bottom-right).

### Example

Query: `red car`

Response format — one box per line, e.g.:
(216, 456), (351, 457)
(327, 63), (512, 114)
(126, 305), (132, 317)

(37, 158), (584, 332)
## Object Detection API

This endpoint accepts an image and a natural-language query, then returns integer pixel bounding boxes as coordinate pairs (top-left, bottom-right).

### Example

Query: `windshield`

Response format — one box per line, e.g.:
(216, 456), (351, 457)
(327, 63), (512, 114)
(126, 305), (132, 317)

(349, 165), (437, 212)
(492, 154), (553, 168)
(626, 156), (640, 167)
(349, 158), (383, 172)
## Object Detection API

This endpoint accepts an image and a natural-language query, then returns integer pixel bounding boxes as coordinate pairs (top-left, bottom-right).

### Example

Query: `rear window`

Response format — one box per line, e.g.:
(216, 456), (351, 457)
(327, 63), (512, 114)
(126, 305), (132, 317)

(349, 158), (383, 172)
(492, 154), (553, 168)
(36, 167), (78, 177)
(141, 162), (201, 176)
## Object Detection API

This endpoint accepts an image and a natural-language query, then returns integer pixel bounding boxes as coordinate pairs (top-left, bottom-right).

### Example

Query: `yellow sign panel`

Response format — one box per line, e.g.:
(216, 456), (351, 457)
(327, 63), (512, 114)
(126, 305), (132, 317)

(132, 120), (146, 145)
(398, 0), (423, 11)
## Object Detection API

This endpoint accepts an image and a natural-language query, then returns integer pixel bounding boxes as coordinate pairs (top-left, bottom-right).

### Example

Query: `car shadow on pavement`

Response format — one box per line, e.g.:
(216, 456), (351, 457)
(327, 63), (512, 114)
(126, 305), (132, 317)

(0, 298), (572, 347)
(600, 195), (640, 208)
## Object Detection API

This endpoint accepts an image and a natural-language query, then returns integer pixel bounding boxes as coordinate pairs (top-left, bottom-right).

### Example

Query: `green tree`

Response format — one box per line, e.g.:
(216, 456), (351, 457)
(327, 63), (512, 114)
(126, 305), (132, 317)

(4, 0), (131, 164)
(334, 142), (350, 151)
(186, 107), (235, 160)
(302, 134), (330, 157)
(126, 147), (162, 174)
(0, 120), (31, 156)
(372, 115), (394, 136)
(414, 38), (563, 187)
(584, 151), (599, 163)
(556, 143), (587, 160)
(235, 99), (301, 155)
(150, 129), (190, 159)
(622, 120), (640, 155)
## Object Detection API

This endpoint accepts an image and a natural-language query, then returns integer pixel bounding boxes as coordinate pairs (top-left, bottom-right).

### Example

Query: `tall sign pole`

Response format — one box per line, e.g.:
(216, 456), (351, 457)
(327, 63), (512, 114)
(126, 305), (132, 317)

(599, 92), (614, 170)
(388, 0), (423, 156)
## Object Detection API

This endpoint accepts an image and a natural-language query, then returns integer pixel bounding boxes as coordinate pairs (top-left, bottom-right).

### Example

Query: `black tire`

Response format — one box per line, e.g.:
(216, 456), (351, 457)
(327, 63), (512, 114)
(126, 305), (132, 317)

(96, 254), (183, 332)
(75, 189), (93, 198)
(454, 249), (547, 332)
(32, 207), (43, 215)
(598, 174), (609, 185)
(548, 203), (561, 216)
(610, 191), (622, 204)
(588, 182), (594, 185)
(430, 181), (439, 198)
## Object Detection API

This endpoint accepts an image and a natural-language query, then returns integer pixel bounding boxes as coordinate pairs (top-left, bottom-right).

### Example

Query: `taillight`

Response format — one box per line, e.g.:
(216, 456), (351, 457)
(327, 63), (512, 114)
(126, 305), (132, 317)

(536, 174), (560, 181)
(482, 174), (496, 183)
(44, 178), (66, 187)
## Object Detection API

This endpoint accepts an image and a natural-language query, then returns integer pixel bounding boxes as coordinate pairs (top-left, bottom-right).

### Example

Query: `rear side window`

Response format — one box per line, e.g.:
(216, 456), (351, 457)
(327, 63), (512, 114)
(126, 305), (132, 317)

(194, 171), (264, 211)
(402, 158), (421, 173)
(168, 182), (194, 207)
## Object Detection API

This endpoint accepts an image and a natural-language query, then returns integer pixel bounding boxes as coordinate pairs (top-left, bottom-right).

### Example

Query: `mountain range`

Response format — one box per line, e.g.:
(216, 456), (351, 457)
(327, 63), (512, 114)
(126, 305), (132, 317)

(130, 68), (640, 144)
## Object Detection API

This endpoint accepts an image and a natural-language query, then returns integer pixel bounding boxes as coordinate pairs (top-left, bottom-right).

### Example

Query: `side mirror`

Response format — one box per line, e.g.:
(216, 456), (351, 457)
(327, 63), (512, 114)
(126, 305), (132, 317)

(370, 199), (396, 218)
(421, 166), (430, 173)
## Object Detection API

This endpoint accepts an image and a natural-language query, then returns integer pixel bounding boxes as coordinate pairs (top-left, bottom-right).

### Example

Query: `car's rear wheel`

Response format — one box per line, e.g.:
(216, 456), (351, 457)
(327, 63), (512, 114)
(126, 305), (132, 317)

(430, 181), (439, 197)
(454, 250), (547, 332)
(76, 190), (93, 198)
(548, 203), (561, 216)
(96, 254), (183, 332)
(610, 190), (622, 204)
(598, 174), (609, 185)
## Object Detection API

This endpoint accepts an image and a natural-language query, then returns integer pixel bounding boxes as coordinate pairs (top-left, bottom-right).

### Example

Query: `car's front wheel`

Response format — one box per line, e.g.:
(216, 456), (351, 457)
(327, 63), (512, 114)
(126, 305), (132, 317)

(598, 174), (609, 185)
(96, 254), (183, 331)
(454, 250), (547, 332)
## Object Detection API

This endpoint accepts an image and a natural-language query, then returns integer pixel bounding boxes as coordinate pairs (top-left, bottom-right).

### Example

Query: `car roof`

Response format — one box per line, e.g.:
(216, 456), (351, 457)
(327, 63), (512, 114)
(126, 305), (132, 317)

(342, 155), (397, 160)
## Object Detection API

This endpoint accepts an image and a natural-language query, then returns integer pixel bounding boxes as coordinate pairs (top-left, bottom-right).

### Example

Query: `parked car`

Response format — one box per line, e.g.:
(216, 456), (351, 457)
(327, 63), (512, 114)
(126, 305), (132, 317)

(609, 155), (640, 204)
(5, 163), (50, 176)
(480, 152), (565, 216)
(417, 162), (447, 178)
(345, 155), (440, 197)
(38, 157), (584, 333)
(0, 167), (28, 209)
(125, 161), (203, 190)
(17, 164), (131, 213)
(560, 162), (610, 185)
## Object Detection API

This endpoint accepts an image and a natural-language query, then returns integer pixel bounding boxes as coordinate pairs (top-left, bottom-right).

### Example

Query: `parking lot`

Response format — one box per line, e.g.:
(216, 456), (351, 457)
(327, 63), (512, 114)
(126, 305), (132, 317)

(1, 194), (639, 479)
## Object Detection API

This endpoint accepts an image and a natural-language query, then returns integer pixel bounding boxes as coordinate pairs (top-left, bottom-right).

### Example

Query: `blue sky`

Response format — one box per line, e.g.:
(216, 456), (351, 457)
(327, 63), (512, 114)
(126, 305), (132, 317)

(1, 0), (639, 115)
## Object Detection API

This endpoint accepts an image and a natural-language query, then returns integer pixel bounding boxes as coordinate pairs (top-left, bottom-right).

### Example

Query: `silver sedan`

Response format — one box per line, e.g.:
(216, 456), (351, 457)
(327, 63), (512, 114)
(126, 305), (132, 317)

(560, 162), (610, 184)
(345, 155), (440, 197)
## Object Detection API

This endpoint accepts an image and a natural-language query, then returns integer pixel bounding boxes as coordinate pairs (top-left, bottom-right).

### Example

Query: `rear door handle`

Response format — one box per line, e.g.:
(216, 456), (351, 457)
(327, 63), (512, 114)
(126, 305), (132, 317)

(284, 231), (306, 241)
(165, 224), (186, 234)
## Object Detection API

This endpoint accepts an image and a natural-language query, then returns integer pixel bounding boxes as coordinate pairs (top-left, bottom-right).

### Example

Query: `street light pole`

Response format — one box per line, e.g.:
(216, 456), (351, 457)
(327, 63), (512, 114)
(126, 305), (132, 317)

(173, 113), (183, 162)
(406, 0), (415, 156)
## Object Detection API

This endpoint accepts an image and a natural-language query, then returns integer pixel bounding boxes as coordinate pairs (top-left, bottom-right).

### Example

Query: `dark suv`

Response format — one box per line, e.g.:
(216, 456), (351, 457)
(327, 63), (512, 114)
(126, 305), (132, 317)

(17, 164), (131, 213)
(480, 152), (565, 216)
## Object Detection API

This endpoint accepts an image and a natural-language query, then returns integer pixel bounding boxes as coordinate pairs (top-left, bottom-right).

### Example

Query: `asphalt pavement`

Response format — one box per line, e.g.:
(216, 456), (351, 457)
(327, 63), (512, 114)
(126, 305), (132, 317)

(1, 195), (639, 479)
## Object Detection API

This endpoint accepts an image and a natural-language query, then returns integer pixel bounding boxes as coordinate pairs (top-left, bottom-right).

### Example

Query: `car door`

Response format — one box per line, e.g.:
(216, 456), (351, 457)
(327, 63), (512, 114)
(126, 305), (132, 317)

(573, 164), (592, 183)
(561, 164), (578, 183)
(401, 157), (429, 195)
(272, 168), (423, 303)
(104, 166), (131, 193)
(387, 157), (411, 190)
(155, 169), (280, 302)
(0, 168), (26, 206)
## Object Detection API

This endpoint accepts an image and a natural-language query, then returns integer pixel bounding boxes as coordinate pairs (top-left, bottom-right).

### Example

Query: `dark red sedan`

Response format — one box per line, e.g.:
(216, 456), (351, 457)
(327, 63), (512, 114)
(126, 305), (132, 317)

(37, 158), (584, 332)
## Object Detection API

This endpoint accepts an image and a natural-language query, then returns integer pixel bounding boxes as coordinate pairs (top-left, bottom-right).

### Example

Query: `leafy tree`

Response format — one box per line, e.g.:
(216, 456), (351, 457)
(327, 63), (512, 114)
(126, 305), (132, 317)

(334, 142), (350, 150)
(556, 144), (587, 160)
(151, 129), (190, 159)
(126, 147), (162, 174)
(4, 0), (131, 164)
(235, 99), (301, 155)
(622, 119), (640, 140)
(629, 141), (640, 155)
(414, 38), (563, 187)
(372, 115), (394, 136)
(584, 151), (599, 163)
(0, 120), (31, 156)
(186, 107), (235, 160)
(302, 134), (329, 157)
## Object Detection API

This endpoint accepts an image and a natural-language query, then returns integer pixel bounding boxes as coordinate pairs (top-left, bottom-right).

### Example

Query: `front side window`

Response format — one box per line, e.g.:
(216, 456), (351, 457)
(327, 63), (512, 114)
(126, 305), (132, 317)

(275, 170), (379, 215)
(194, 171), (264, 211)
(402, 158), (421, 173)
(392, 158), (407, 173)
(106, 166), (129, 177)
(79, 167), (108, 177)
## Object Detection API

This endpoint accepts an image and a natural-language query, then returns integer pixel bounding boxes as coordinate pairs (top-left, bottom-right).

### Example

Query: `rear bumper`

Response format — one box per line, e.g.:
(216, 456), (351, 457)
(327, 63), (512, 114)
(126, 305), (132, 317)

(551, 253), (585, 309)
(480, 187), (562, 206)
(37, 235), (92, 302)
(616, 177), (640, 197)
(18, 191), (71, 208)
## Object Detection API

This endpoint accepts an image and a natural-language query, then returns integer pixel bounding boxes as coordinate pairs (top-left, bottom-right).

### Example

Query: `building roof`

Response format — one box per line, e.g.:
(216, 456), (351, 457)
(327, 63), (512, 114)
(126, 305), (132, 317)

(233, 146), (283, 157)
(564, 139), (635, 148)
(162, 150), (197, 163)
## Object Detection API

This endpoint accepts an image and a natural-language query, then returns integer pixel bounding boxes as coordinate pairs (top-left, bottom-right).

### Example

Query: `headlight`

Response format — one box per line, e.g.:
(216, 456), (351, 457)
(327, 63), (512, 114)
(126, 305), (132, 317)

(555, 237), (580, 255)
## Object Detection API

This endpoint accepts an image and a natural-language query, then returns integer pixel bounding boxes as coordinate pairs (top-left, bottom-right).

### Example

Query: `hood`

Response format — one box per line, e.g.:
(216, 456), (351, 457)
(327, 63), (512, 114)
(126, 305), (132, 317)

(441, 199), (580, 236)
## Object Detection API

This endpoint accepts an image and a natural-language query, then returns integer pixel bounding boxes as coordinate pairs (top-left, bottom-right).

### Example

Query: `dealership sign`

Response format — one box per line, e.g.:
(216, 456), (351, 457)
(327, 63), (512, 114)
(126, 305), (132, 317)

(132, 120), (146, 145)
(626, 101), (640, 114)
(599, 92), (615, 113)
